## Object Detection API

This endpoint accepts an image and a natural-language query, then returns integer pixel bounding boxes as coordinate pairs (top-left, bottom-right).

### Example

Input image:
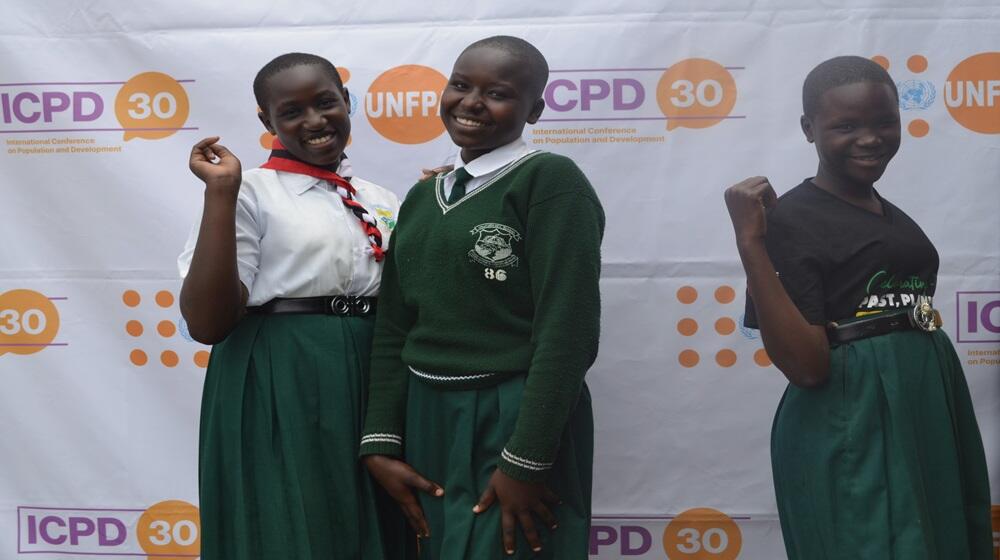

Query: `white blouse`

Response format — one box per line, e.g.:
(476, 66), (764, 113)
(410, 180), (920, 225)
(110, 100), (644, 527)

(178, 159), (400, 306)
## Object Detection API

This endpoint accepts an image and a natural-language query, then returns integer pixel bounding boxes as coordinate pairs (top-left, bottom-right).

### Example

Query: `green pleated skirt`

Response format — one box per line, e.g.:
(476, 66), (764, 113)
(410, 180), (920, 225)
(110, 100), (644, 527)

(198, 314), (410, 560)
(771, 329), (992, 559)
(404, 375), (593, 559)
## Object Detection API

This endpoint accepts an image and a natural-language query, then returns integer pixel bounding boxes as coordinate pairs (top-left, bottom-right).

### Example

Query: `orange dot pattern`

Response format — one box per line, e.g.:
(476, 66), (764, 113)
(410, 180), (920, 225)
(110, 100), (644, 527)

(259, 131), (276, 150)
(675, 284), (772, 369)
(122, 290), (141, 307)
(126, 320), (144, 337)
(161, 350), (179, 368)
(155, 290), (175, 308)
(754, 349), (772, 367)
(714, 285), (735, 304)
(907, 55), (928, 73)
(194, 351), (211, 368)
(130, 349), (148, 366)
(908, 119), (930, 138)
(678, 350), (700, 368)
(715, 317), (736, 335)
(157, 320), (177, 338)
(122, 289), (207, 368)
(716, 349), (737, 367)
(676, 286), (698, 304)
(677, 318), (698, 336)
(871, 55), (890, 70)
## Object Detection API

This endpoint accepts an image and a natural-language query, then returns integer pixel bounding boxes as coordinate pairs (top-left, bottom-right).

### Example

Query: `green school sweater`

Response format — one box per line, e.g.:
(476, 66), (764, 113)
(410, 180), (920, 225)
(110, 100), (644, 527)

(360, 150), (604, 482)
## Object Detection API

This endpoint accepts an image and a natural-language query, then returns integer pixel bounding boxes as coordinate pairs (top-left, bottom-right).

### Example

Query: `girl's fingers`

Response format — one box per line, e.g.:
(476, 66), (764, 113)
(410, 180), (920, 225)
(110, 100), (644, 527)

(208, 143), (234, 160)
(518, 511), (543, 553)
(533, 502), (558, 530)
(473, 485), (496, 514)
(191, 136), (220, 153)
(761, 182), (779, 208)
(501, 509), (517, 555)
(407, 470), (444, 497)
(403, 500), (430, 537)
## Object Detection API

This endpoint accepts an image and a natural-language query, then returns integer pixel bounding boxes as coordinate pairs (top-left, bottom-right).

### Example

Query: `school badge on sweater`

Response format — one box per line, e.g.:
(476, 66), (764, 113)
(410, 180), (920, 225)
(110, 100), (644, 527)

(469, 223), (521, 269)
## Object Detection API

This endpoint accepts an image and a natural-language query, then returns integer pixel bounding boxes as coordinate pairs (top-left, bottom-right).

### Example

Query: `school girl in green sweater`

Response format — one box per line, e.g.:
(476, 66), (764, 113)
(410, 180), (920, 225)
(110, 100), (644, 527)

(361, 36), (604, 559)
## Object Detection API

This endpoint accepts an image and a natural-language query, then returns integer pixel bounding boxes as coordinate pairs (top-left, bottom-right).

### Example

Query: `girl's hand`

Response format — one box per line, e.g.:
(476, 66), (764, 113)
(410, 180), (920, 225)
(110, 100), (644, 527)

(419, 165), (453, 181)
(474, 469), (560, 556)
(189, 136), (242, 195)
(363, 455), (443, 537)
(724, 176), (778, 246)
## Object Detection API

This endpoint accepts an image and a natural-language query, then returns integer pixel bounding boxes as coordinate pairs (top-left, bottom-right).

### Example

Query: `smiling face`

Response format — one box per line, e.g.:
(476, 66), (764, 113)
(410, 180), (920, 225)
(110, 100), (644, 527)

(258, 64), (350, 167)
(440, 45), (545, 163)
(802, 81), (901, 193)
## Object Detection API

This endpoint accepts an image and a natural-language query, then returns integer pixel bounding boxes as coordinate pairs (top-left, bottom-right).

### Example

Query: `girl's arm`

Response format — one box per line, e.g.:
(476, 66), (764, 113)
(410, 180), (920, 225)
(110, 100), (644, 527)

(724, 176), (830, 387)
(179, 137), (247, 344)
(475, 158), (604, 556)
(360, 221), (443, 538)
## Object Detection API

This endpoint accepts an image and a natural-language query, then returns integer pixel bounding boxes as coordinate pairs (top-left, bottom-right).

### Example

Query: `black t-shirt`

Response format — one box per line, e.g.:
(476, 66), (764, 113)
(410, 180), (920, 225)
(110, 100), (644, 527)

(745, 180), (939, 327)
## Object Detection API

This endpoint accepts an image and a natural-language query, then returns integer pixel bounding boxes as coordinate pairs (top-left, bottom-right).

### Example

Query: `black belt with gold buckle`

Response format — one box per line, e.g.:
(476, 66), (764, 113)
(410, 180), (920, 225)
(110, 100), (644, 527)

(826, 296), (941, 345)
(247, 296), (377, 317)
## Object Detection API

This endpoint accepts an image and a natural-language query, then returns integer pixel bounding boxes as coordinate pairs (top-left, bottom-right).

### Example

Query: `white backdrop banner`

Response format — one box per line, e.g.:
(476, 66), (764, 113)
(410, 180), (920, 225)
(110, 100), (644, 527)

(1, 1), (997, 558)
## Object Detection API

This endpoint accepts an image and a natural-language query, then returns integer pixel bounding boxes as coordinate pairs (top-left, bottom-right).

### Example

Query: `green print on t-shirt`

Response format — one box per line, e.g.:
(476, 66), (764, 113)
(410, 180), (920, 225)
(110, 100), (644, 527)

(856, 270), (931, 314)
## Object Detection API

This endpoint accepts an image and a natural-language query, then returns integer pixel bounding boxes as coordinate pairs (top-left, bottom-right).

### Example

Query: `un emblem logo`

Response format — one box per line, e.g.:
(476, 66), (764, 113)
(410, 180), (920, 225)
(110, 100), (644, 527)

(897, 80), (936, 110)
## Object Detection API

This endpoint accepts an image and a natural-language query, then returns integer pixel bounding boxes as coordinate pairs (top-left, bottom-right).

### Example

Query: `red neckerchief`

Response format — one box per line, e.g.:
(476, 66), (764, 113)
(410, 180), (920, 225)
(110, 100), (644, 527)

(260, 139), (385, 262)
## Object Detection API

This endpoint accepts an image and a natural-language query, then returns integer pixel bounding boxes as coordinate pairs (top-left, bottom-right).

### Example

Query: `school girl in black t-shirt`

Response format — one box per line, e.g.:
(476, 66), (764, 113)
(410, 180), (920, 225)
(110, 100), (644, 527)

(724, 56), (991, 559)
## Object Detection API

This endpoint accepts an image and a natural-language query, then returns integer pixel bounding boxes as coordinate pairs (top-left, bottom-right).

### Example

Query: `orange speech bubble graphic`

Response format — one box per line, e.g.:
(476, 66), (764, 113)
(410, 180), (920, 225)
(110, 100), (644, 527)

(365, 65), (447, 144)
(663, 507), (743, 560)
(657, 59), (737, 131)
(136, 500), (201, 559)
(0, 290), (60, 357)
(944, 52), (1000, 134)
(115, 72), (190, 141)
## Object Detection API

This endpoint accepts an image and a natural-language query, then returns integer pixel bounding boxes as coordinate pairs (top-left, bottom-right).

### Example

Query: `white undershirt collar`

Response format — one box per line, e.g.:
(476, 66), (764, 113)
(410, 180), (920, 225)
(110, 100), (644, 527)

(443, 139), (532, 199)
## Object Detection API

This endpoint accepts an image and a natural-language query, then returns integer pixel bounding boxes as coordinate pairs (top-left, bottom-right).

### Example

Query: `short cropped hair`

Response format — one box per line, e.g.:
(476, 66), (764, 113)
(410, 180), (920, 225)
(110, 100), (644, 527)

(462, 36), (549, 99)
(802, 56), (898, 118)
(253, 52), (344, 109)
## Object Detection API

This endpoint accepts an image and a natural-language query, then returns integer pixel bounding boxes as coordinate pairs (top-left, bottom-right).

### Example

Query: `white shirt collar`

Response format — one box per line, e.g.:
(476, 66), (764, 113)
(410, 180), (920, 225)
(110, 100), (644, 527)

(449, 138), (529, 180)
(279, 156), (355, 196)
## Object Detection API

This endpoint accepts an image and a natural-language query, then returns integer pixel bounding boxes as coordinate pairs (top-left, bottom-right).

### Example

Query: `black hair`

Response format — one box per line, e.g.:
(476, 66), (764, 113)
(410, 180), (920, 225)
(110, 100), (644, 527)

(461, 35), (549, 99)
(253, 52), (344, 110)
(802, 56), (898, 119)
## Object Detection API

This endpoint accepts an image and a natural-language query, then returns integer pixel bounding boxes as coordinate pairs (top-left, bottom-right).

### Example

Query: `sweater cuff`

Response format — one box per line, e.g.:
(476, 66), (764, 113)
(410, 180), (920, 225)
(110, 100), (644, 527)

(497, 448), (554, 483)
(359, 432), (404, 457)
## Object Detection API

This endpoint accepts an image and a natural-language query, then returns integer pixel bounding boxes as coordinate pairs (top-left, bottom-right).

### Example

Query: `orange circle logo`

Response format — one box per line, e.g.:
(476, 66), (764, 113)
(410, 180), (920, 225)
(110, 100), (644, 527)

(136, 500), (200, 558)
(663, 508), (742, 560)
(0, 290), (60, 357)
(657, 59), (737, 131)
(944, 52), (1000, 134)
(365, 65), (447, 144)
(114, 72), (190, 141)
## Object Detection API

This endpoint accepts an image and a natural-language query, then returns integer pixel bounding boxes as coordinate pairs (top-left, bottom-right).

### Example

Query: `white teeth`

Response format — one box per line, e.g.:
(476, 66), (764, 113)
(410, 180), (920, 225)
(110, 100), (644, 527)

(455, 116), (486, 128)
(306, 135), (332, 145)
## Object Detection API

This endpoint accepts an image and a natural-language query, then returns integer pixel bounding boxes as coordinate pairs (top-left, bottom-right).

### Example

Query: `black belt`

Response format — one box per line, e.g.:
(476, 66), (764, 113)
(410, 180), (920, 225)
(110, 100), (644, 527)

(827, 299), (941, 345)
(247, 296), (377, 317)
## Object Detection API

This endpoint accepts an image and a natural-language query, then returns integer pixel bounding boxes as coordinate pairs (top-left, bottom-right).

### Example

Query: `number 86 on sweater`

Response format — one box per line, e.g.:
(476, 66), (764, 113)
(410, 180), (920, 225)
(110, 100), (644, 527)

(484, 268), (507, 282)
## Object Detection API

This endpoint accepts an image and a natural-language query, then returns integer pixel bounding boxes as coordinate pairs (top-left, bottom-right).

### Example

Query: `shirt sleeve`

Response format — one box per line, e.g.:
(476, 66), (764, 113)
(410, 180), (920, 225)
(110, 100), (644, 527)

(498, 170), (605, 482)
(177, 180), (261, 297)
(745, 209), (827, 327)
(359, 215), (414, 458)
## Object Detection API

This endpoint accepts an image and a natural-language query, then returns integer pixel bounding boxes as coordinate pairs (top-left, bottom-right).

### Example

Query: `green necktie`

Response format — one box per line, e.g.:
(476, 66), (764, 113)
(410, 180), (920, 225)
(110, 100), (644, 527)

(447, 167), (473, 204)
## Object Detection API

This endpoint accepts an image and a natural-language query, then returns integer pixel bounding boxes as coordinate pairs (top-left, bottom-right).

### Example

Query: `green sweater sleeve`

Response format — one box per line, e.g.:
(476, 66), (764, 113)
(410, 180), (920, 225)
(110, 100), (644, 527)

(498, 166), (605, 482)
(360, 226), (414, 457)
